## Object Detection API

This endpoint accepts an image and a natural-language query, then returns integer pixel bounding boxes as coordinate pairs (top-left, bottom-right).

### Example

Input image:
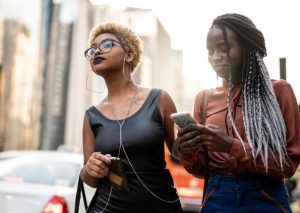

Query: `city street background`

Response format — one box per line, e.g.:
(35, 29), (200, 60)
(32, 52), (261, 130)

(0, 0), (300, 212)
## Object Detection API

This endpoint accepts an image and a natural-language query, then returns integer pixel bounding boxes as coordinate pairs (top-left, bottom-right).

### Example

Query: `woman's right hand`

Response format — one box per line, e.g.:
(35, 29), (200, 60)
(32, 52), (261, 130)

(85, 152), (112, 178)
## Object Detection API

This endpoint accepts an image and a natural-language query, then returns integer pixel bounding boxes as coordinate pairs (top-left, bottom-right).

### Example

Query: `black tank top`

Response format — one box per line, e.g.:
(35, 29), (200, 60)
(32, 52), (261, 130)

(86, 88), (182, 213)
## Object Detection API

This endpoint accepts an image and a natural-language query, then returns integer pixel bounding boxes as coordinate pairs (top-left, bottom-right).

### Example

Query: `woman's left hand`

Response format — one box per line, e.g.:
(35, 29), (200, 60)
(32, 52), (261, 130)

(199, 124), (233, 152)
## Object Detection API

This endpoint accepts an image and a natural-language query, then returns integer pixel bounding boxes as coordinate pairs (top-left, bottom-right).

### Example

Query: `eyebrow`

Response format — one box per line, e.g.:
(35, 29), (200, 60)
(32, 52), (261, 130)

(90, 43), (98, 48)
(90, 38), (114, 47)
(207, 41), (226, 48)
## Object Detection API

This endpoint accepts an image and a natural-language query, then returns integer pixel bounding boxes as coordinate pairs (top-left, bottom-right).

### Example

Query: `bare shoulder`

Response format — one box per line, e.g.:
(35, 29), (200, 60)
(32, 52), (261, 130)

(134, 86), (151, 105)
(159, 89), (176, 112)
(92, 97), (109, 112)
(159, 89), (175, 104)
(138, 86), (151, 96)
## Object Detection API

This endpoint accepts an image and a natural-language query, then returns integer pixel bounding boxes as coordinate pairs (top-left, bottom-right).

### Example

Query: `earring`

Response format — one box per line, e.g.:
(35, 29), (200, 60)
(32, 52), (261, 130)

(122, 57), (132, 82)
(86, 70), (106, 93)
(129, 62), (132, 72)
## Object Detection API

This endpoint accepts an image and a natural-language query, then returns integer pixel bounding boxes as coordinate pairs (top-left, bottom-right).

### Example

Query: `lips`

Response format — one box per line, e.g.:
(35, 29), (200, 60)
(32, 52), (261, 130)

(93, 56), (105, 65)
(214, 64), (228, 69)
(213, 64), (229, 73)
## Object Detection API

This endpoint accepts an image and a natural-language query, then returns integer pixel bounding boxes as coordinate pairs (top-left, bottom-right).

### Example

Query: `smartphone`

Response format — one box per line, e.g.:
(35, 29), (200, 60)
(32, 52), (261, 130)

(170, 112), (198, 128)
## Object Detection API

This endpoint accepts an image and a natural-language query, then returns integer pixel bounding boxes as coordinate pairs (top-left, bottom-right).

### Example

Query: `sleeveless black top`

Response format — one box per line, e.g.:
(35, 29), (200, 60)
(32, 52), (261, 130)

(86, 89), (182, 213)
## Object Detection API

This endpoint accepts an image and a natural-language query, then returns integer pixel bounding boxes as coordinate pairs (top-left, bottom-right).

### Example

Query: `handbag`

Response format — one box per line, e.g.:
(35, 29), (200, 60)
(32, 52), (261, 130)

(75, 177), (88, 213)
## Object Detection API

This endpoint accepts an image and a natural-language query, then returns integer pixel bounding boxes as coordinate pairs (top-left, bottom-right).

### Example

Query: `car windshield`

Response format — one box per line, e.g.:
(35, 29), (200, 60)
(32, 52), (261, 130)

(0, 156), (80, 187)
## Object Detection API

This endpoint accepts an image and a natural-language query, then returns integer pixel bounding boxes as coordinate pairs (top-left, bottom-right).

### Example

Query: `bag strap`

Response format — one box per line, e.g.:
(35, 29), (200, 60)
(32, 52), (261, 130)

(199, 89), (210, 205)
(75, 177), (88, 213)
(200, 89), (209, 125)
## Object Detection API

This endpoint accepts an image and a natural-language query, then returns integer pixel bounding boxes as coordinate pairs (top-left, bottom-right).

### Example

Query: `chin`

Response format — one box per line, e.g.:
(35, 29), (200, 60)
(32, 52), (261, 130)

(216, 72), (227, 79)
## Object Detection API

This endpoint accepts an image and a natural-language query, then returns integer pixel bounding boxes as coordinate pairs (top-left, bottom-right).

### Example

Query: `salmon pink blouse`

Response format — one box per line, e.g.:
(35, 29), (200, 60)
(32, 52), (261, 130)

(179, 79), (300, 180)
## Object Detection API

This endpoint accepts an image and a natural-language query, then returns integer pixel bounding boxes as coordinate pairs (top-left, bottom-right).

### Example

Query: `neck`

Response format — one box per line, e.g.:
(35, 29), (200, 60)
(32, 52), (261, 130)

(223, 76), (243, 86)
(222, 79), (243, 89)
(106, 79), (136, 98)
(106, 84), (138, 122)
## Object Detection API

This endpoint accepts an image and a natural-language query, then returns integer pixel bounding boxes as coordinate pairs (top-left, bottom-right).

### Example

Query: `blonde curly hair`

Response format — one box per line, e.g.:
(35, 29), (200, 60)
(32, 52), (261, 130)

(88, 22), (143, 73)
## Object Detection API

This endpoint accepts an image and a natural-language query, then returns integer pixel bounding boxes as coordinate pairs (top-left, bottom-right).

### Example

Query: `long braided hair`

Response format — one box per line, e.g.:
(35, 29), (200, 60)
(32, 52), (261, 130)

(212, 13), (287, 172)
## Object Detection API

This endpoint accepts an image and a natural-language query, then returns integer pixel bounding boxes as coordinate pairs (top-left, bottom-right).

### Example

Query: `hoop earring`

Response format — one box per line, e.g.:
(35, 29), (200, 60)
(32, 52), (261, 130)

(123, 57), (132, 82)
(86, 70), (106, 93)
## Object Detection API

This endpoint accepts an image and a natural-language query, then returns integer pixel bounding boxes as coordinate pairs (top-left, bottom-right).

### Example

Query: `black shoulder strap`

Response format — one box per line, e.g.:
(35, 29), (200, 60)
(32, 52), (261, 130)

(75, 177), (88, 213)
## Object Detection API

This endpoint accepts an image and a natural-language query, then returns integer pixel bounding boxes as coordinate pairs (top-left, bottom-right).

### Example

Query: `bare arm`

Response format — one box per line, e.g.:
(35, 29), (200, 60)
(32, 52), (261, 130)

(80, 113), (111, 188)
(159, 90), (177, 154)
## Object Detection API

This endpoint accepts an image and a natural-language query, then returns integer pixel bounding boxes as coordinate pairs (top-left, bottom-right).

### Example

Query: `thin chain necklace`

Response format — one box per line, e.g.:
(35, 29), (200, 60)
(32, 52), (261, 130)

(106, 86), (179, 204)
(106, 86), (138, 156)
(107, 86), (138, 123)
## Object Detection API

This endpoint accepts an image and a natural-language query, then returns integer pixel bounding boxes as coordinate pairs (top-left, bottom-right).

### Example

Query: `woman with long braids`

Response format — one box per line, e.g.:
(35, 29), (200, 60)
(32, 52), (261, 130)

(174, 13), (300, 212)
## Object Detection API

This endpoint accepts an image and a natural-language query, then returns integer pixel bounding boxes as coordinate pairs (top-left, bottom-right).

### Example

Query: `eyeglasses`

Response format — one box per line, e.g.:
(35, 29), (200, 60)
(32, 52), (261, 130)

(84, 38), (123, 60)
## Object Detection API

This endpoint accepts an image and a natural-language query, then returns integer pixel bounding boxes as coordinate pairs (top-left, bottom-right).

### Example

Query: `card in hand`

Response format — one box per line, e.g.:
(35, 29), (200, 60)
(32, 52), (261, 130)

(108, 157), (130, 192)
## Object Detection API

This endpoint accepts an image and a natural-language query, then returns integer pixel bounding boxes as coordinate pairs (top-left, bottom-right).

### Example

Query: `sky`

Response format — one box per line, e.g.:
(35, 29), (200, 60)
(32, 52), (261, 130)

(2, 0), (300, 99)
(151, 0), (300, 93)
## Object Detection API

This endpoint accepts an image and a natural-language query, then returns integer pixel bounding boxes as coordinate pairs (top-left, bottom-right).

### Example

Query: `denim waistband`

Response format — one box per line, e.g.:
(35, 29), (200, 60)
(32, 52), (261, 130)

(209, 173), (283, 190)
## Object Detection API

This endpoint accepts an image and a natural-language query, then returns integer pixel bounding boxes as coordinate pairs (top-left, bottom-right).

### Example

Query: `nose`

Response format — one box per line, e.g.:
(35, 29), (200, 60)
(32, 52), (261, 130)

(211, 50), (222, 63)
(93, 47), (105, 59)
(94, 47), (101, 54)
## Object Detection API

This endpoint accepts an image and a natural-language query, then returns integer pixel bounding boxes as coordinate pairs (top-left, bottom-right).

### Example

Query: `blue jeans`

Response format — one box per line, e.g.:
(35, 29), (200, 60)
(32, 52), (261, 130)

(201, 174), (292, 213)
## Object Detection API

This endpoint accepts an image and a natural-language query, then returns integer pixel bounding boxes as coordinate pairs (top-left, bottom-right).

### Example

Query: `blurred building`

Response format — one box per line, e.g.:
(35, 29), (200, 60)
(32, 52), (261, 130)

(0, 0), (186, 150)
(0, 0), (43, 151)
(0, 19), (34, 150)
(39, 0), (75, 150)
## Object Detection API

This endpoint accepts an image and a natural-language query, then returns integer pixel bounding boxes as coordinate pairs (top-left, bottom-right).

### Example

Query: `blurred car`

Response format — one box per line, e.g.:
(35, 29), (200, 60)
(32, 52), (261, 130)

(0, 150), (95, 213)
(165, 148), (204, 212)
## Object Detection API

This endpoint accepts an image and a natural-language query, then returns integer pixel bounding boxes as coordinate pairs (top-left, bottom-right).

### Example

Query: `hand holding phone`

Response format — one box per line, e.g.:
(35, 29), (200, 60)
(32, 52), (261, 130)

(170, 112), (198, 128)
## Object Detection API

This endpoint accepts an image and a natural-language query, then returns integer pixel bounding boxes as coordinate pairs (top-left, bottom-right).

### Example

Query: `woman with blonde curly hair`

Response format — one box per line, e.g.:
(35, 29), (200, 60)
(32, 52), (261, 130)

(79, 22), (182, 212)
